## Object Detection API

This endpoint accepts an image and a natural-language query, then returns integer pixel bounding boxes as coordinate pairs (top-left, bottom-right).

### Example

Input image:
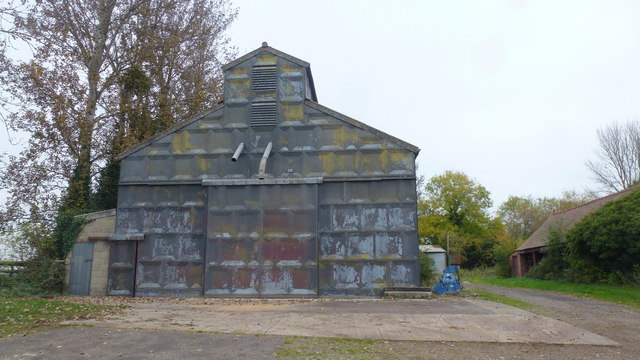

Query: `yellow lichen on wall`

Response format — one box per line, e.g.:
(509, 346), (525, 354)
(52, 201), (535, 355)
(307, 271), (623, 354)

(228, 67), (250, 99)
(343, 128), (361, 149)
(256, 54), (278, 65)
(318, 152), (335, 175)
(198, 156), (210, 174)
(172, 131), (192, 154)
(280, 64), (298, 73)
(378, 151), (389, 171)
(362, 151), (388, 174)
(282, 103), (303, 120)
(389, 150), (412, 170)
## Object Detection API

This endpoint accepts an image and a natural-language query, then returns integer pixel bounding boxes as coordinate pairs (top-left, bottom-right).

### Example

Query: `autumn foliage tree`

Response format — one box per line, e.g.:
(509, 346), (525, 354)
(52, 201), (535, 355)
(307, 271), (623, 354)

(497, 191), (593, 243)
(0, 0), (236, 259)
(418, 170), (499, 268)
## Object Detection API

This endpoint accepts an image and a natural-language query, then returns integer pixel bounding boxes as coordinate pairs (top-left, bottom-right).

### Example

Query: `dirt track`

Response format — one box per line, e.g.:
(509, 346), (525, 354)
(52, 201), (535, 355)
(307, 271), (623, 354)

(465, 283), (640, 360)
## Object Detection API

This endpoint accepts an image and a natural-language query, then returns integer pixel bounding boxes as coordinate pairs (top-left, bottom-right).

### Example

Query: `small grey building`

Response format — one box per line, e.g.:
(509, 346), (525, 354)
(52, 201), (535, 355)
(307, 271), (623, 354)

(419, 243), (447, 274)
(107, 43), (420, 297)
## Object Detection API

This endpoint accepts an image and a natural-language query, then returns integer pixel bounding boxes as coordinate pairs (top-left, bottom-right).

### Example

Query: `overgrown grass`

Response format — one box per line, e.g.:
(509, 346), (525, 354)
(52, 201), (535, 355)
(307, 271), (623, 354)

(467, 276), (640, 308)
(0, 297), (118, 337)
(460, 267), (497, 279)
(463, 288), (537, 312)
(276, 337), (390, 360)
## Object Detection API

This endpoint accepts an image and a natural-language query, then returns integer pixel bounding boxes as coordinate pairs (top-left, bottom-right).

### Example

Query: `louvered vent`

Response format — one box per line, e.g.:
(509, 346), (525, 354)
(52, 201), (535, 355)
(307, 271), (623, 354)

(251, 102), (277, 127)
(252, 65), (278, 91)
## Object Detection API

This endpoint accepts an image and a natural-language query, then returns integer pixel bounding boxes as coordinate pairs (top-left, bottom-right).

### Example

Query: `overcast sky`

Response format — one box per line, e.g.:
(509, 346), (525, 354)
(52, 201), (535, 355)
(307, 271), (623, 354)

(1, 1), (638, 213)
(228, 0), (640, 209)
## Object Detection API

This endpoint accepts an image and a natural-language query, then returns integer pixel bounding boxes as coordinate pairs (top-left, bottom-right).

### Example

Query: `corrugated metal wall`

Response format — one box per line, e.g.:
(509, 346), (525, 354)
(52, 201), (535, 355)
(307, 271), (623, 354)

(205, 182), (318, 295)
(108, 45), (420, 297)
(318, 180), (418, 296)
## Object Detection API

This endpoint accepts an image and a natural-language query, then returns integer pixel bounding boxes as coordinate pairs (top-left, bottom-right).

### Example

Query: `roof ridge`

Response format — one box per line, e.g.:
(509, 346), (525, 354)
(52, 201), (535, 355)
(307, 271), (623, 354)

(222, 44), (310, 71)
(551, 184), (640, 216)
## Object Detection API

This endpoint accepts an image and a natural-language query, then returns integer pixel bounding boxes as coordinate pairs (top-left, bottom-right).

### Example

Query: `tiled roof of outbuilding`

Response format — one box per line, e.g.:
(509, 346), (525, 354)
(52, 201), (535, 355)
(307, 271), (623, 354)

(515, 185), (640, 252)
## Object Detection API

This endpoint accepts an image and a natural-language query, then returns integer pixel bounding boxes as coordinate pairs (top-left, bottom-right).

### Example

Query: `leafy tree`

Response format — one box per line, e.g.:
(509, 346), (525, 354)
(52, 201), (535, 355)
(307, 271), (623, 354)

(0, 0), (237, 227)
(566, 187), (640, 284)
(497, 191), (593, 242)
(497, 196), (547, 242)
(419, 170), (498, 268)
(423, 170), (492, 232)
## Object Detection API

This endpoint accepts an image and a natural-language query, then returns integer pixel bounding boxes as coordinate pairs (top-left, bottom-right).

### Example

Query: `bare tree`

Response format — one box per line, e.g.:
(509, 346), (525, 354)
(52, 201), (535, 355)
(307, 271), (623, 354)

(586, 121), (640, 193)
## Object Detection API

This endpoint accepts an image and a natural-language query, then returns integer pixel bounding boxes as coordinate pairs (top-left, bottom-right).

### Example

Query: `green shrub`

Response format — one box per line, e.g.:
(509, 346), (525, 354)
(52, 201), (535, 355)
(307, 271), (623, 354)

(419, 253), (438, 286)
(50, 210), (89, 260)
(527, 224), (570, 280)
(14, 258), (65, 294)
(493, 242), (516, 278)
(566, 188), (640, 284)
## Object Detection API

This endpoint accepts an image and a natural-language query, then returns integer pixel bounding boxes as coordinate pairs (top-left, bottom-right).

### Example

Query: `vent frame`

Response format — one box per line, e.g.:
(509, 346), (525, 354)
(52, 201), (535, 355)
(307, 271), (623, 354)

(251, 65), (278, 92)
(251, 101), (277, 127)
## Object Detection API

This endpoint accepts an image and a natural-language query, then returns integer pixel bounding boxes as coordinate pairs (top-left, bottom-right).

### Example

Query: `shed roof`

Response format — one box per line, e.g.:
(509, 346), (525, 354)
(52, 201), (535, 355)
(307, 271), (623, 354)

(515, 185), (640, 252)
(419, 244), (446, 253)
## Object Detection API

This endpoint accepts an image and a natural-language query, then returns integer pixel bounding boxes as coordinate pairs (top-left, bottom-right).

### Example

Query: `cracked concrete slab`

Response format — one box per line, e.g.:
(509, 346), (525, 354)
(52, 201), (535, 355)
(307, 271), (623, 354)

(64, 298), (617, 346)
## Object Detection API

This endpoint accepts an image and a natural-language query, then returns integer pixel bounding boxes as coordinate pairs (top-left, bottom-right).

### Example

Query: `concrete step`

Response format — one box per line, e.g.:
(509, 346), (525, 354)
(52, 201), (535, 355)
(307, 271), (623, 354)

(383, 290), (432, 299)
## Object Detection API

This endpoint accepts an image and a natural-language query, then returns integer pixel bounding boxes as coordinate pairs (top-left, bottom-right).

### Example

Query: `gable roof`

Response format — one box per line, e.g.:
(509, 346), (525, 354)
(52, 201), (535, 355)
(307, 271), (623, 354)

(117, 45), (419, 159)
(515, 185), (640, 252)
(222, 43), (318, 102)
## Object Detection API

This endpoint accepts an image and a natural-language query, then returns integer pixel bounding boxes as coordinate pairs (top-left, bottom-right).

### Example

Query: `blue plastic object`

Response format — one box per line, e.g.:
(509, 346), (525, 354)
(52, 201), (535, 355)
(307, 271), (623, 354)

(433, 265), (462, 295)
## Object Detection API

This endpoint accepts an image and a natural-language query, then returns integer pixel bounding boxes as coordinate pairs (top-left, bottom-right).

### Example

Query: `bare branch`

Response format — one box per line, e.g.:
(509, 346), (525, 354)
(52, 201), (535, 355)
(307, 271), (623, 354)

(586, 121), (640, 193)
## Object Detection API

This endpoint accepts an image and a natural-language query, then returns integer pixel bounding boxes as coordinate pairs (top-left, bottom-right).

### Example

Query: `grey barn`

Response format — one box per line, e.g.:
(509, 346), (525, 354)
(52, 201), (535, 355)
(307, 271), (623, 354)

(107, 43), (421, 297)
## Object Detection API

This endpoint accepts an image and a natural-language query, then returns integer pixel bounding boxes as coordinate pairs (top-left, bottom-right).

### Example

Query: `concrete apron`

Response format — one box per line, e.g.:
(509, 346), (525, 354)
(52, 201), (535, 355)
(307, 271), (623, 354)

(65, 298), (617, 346)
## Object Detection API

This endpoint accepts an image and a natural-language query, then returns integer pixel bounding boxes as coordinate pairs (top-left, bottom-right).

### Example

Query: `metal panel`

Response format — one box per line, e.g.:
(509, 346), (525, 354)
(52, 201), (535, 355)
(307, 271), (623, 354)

(107, 241), (136, 296)
(205, 183), (317, 296)
(112, 47), (420, 298)
(318, 180), (419, 296)
(108, 185), (207, 297)
(68, 242), (94, 295)
(118, 55), (416, 185)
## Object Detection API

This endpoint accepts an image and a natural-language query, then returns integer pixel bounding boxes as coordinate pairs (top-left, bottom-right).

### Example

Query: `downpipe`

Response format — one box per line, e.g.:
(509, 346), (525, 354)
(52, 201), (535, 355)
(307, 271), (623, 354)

(258, 142), (273, 179)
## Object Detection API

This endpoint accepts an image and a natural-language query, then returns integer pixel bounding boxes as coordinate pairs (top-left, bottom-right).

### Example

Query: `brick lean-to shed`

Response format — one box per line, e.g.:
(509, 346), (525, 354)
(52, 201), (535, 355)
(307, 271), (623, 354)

(107, 43), (420, 297)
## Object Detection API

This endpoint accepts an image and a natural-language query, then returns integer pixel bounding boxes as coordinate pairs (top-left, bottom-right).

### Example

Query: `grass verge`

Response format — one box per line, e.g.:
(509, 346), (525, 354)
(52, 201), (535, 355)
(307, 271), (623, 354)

(275, 336), (446, 360)
(462, 288), (537, 312)
(276, 337), (382, 360)
(0, 297), (119, 337)
(467, 276), (640, 308)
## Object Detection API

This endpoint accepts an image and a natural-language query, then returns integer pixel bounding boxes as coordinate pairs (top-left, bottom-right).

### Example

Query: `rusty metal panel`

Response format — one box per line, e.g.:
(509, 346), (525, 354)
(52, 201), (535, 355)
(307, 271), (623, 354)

(205, 183), (317, 296)
(135, 233), (205, 297)
(107, 241), (136, 296)
(108, 185), (207, 297)
(318, 180), (419, 296)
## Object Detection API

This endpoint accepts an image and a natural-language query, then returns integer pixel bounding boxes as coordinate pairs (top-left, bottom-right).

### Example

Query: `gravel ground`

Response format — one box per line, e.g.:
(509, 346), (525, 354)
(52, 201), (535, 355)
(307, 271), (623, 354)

(456, 283), (640, 360)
